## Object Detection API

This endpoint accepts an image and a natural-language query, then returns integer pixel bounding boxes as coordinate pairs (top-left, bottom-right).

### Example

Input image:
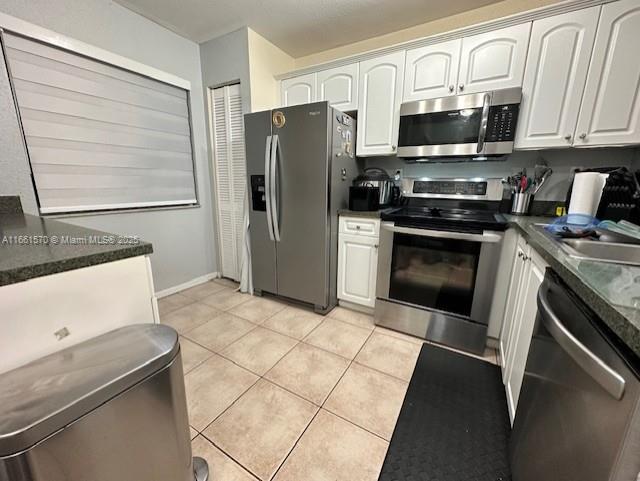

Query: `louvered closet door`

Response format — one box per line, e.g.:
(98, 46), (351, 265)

(211, 84), (246, 281)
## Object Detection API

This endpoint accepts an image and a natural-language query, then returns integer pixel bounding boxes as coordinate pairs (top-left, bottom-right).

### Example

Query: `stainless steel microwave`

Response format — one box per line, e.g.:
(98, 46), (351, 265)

(397, 87), (522, 159)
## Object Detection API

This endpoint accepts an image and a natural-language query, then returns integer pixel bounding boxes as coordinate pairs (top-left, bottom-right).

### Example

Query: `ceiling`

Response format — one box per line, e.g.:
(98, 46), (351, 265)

(115, 0), (505, 57)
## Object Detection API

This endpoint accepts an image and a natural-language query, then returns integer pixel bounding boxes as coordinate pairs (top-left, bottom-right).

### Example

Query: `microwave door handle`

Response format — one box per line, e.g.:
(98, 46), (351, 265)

(270, 134), (281, 242)
(381, 222), (502, 243)
(537, 285), (626, 400)
(477, 93), (491, 154)
(264, 135), (274, 241)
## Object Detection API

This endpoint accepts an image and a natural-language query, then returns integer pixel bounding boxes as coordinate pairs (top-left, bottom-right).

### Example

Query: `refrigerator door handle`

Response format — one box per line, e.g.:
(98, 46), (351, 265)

(264, 135), (274, 241)
(270, 134), (281, 242)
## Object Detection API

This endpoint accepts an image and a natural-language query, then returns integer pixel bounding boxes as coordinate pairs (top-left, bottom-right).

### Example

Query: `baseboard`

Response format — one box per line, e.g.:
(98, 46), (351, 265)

(338, 299), (374, 315)
(155, 272), (220, 298)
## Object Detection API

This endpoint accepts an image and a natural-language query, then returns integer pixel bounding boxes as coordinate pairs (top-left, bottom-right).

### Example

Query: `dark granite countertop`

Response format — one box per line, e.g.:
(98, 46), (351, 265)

(0, 213), (152, 287)
(506, 215), (640, 357)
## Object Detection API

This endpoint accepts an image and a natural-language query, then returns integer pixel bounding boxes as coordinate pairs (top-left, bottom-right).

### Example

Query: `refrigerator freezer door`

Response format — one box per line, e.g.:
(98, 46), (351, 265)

(272, 103), (331, 307)
(244, 110), (277, 295)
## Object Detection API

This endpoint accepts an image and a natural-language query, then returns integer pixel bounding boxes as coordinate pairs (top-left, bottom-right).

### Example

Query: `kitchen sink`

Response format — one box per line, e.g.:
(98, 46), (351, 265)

(562, 238), (640, 266)
(534, 224), (640, 266)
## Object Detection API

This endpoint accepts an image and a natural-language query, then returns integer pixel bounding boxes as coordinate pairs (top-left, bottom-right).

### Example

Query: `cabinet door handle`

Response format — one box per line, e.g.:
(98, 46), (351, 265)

(458, 84), (465, 92)
(564, 134), (572, 141)
(374, 244), (379, 249)
(448, 85), (454, 92)
(579, 133), (587, 140)
(391, 145), (397, 151)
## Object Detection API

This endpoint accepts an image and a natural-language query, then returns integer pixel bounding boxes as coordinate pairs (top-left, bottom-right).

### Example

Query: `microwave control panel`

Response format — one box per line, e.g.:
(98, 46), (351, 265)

(485, 104), (519, 142)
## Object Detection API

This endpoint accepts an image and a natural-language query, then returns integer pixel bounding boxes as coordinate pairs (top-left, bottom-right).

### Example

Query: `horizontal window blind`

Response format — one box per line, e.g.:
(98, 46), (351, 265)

(3, 32), (197, 214)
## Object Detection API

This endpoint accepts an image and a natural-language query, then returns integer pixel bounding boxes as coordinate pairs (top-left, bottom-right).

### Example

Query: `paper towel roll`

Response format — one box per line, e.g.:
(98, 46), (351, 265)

(568, 172), (608, 217)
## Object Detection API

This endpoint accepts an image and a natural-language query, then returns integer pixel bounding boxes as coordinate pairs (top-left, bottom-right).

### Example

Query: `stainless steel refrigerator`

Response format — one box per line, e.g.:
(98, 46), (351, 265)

(244, 101), (356, 312)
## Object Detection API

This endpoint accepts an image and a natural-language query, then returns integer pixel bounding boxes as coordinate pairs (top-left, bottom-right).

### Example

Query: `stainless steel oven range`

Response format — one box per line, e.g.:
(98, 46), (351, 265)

(375, 177), (507, 355)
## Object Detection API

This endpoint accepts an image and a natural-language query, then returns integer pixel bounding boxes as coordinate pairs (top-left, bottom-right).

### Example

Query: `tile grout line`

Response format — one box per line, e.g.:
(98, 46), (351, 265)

(350, 359), (414, 384)
(180, 295), (294, 354)
(188, 303), (495, 479)
(196, 340), (309, 480)
(193, 329), (305, 435)
(187, 304), (409, 480)
(267, 404), (323, 481)
(321, 407), (391, 443)
(198, 431), (263, 481)
(196, 372), (262, 436)
(182, 306), (327, 380)
(268, 326), (378, 481)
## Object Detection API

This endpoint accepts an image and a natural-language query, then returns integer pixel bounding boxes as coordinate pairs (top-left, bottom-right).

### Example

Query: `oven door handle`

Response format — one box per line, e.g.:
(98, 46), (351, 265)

(477, 92), (491, 154)
(382, 222), (502, 243)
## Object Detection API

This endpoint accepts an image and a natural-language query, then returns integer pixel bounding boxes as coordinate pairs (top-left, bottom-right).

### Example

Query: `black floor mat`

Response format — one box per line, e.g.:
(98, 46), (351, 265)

(378, 343), (511, 481)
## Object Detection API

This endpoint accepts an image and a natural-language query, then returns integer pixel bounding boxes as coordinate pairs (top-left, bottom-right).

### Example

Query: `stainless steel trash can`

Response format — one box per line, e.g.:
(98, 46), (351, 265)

(0, 324), (209, 481)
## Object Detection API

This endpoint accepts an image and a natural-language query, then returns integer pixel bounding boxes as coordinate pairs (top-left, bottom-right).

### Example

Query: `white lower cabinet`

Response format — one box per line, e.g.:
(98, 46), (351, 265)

(337, 216), (380, 308)
(0, 256), (157, 374)
(499, 233), (548, 424)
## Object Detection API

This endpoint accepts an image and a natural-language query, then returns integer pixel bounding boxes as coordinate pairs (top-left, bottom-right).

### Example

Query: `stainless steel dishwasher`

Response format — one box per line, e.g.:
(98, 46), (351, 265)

(510, 270), (640, 481)
(0, 324), (209, 481)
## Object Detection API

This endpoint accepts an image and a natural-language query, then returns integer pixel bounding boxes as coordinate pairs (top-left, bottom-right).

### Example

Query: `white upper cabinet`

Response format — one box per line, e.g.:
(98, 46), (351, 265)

(281, 73), (317, 107)
(458, 23), (531, 94)
(515, 7), (600, 149)
(403, 39), (462, 101)
(357, 51), (406, 156)
(574, 0), (640, 147)
(317, 63), (359, 111)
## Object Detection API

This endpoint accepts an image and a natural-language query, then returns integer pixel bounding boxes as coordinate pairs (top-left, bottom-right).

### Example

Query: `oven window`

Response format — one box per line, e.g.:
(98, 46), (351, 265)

(388, 233), (480, 317)
(399, 108), (482, 146)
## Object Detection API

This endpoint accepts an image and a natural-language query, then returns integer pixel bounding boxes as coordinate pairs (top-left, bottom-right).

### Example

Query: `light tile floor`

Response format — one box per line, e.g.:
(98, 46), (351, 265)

(160, 279), (498, 481)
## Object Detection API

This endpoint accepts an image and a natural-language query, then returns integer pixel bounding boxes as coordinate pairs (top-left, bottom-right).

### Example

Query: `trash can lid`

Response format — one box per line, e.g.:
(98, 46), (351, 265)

(0, 324), (179, 457)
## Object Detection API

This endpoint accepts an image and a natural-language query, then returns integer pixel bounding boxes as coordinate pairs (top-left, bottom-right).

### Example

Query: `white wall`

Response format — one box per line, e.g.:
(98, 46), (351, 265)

(0, 0), (216, 291)
(199, 27), (252, 276)
(200, 27), (252, 112)
(247, 28), (294, 112)
(294, 0), (564, 68)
